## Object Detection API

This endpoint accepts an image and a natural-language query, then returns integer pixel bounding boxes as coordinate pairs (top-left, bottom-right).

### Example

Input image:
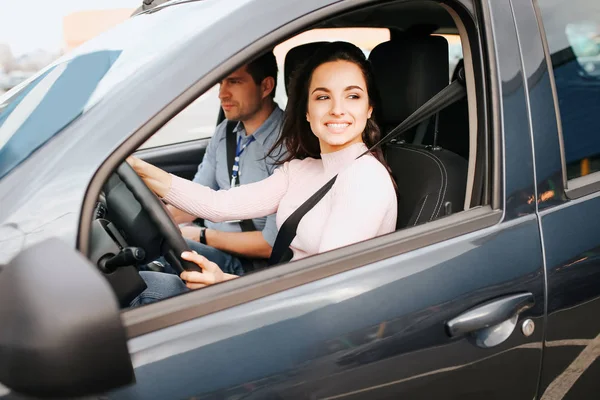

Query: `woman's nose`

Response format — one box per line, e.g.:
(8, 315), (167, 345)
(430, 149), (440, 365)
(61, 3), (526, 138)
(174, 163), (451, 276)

(329, 98), (345, 116)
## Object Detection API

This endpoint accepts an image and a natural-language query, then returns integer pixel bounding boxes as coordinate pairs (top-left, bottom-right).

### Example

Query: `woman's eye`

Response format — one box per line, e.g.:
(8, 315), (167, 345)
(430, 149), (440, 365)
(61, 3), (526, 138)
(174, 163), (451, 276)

(316, 95), (329, 100)
(348, 94), (360, 99)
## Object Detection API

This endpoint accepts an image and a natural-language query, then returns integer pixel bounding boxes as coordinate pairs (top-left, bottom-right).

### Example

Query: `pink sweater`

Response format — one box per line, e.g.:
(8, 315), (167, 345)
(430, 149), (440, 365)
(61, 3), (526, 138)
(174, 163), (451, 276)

(164, 142), (398, 261)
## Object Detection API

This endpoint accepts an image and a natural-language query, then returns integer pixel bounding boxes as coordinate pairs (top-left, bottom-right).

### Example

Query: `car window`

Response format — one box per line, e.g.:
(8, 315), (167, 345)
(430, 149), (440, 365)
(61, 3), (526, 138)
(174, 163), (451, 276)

(139, 28), (391, 149)
(537, 0), (600, 180)
(139, 85), (220, 149)
(141, 29), (464, 150)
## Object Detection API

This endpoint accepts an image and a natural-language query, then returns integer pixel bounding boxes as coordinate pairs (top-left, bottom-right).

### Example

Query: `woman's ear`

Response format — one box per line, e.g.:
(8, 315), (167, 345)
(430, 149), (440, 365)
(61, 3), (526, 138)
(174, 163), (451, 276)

(368, 106), (373, 119)
(261, 76), (275, 100)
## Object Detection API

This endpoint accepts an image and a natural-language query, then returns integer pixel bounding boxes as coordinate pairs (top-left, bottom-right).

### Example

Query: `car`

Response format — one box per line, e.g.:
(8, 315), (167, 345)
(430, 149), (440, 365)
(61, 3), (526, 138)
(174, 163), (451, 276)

(0, 0), (599, 399)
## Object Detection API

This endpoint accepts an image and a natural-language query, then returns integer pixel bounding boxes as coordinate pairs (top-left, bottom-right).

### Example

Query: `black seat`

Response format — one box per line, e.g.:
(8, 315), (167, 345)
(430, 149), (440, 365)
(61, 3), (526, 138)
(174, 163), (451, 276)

(368, 38), (468, 229)
(284, 42), (328, 95)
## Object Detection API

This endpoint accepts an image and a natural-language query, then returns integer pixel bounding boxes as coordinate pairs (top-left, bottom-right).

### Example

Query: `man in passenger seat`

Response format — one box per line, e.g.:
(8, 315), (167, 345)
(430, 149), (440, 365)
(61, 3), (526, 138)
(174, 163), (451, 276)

(157, 52), (284, 276)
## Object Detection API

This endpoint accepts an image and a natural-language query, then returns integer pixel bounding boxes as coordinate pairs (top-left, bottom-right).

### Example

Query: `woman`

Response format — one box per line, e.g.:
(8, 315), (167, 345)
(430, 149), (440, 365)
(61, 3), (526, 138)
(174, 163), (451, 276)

(128, 42), (397, 305)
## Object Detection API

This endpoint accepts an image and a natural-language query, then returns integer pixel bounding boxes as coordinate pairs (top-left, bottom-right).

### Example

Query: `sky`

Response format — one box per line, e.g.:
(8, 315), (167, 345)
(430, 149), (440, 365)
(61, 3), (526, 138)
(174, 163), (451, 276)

(0, 0), (141, 56)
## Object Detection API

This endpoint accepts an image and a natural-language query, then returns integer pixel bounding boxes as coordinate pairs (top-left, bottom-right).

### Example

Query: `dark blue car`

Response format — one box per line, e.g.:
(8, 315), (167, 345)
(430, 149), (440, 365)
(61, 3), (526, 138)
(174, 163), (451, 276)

(0, 0), (599, 398)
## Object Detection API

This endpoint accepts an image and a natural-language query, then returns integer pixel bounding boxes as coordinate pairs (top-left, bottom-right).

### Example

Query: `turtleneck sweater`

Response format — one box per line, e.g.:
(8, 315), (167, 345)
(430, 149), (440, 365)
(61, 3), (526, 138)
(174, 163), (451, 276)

(164, 142), (398, 261)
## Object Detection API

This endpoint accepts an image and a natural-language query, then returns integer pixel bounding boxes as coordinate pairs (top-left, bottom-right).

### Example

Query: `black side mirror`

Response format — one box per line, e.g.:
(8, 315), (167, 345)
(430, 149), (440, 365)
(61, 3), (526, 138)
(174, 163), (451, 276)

(0, 239), (134, 398)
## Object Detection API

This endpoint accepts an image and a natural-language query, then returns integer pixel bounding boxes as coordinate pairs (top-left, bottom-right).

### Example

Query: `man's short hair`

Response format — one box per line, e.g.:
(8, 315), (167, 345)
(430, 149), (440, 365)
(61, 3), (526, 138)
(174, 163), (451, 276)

(246, 51), (278, 99)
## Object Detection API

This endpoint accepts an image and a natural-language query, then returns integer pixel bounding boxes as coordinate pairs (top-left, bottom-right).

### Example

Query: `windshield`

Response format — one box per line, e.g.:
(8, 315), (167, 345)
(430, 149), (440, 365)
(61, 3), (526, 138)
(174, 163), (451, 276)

(0, 0), (250, 180)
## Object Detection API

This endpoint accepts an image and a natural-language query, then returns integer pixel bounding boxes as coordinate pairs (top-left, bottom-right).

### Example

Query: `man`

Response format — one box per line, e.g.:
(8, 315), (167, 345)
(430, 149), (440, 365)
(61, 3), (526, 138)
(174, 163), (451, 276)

(164, 51), (284, 276)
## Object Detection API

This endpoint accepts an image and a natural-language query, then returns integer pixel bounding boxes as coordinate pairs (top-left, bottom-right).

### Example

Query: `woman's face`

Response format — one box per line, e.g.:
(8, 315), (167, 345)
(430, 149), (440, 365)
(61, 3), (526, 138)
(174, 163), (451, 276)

(306, 60), (373, 154)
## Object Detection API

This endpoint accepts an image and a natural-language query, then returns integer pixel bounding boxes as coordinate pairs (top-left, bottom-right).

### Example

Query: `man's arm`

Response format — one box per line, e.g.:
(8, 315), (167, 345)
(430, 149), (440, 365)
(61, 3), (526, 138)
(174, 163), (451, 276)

(181, 226), (272, 259)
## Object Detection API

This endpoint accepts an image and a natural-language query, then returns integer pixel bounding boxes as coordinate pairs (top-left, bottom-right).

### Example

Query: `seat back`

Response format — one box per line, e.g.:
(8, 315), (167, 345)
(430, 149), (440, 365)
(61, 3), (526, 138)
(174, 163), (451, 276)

(386, 143), (467, 228)
(369, 38), (468, 228)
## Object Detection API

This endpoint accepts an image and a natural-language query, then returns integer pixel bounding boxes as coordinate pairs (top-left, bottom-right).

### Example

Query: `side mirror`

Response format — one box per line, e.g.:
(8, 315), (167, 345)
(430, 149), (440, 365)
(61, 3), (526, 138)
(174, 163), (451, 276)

(0, 239), (134, 398)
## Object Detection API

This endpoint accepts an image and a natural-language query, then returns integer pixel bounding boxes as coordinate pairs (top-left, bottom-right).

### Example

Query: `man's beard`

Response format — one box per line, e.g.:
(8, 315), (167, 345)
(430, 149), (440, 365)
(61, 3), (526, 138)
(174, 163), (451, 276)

(224, 100), (262, 122)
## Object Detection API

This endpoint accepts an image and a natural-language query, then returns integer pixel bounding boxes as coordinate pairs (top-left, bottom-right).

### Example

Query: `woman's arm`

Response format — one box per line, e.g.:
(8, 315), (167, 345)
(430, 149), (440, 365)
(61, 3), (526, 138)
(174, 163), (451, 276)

(128, 156), (289, 222)
(128, 156), (172, 197)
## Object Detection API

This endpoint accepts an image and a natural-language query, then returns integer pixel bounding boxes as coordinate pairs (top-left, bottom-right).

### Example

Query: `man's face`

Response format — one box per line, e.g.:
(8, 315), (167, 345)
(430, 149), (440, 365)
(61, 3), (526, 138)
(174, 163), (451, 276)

(218, 66), (264, 122)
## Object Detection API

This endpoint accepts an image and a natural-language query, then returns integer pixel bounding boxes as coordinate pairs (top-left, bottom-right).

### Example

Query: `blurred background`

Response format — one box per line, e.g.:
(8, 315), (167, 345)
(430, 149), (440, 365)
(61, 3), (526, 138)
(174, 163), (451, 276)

(0, 0), (141, 95)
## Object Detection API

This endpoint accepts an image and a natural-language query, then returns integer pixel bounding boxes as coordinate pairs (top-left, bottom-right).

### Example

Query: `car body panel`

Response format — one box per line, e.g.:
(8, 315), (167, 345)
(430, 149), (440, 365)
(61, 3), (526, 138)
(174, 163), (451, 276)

(1, 0), (597, 398)
(114, 217), (544, 399)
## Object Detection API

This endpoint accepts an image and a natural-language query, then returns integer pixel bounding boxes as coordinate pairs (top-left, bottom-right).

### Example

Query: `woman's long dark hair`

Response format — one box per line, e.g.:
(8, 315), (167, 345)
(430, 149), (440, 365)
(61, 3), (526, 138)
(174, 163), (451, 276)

(269, 41), (388, 170)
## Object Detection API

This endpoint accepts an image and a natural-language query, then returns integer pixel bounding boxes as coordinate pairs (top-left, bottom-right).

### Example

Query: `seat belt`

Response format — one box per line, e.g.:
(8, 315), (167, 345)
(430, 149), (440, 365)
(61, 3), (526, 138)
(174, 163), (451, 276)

(268, 75), (466, 266)
(225, 121), (257, 232)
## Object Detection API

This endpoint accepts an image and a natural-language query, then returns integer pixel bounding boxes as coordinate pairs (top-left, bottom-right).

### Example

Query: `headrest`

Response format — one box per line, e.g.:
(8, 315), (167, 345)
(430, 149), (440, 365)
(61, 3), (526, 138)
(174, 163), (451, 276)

(284, 42), (328, 95)
(368, 37), (449, 128)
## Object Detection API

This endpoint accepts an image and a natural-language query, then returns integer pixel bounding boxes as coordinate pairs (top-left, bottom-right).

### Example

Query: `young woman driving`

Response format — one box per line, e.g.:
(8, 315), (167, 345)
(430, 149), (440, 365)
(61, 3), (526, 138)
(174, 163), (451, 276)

(128, 41), (397, 305)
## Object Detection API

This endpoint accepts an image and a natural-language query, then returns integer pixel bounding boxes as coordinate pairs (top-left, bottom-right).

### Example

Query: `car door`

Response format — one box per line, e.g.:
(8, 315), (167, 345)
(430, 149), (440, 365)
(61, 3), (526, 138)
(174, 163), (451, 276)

(106, 1), (546, 399)
(522, 0), (600, 398)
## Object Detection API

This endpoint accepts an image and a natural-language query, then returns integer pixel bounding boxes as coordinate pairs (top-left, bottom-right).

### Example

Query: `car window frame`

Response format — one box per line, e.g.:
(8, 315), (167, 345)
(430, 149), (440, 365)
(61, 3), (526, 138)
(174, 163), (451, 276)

(80, 0), (500, 338)
(533, 0), (600, 199)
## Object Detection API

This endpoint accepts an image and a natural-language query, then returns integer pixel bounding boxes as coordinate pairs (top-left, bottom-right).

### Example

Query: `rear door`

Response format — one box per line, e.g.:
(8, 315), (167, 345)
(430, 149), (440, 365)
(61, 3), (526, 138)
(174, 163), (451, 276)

(526, 0), (600, 398)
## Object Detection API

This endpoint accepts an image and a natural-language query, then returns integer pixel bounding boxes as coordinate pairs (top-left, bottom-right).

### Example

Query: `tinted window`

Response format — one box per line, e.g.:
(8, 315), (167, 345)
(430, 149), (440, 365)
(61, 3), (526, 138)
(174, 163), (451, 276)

(538, 0), (600, 180)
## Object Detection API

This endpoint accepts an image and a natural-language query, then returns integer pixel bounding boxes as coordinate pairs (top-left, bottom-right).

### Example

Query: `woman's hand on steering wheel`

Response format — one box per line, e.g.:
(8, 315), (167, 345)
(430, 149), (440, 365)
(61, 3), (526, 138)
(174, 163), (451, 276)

(180, 251), (239, 289)
(127, 156), (172, 198)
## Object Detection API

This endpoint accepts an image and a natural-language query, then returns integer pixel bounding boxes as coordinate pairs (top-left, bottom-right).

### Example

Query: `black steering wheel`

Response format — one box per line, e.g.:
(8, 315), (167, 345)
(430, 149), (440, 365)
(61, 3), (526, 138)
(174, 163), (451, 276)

(105, 162), (201, 274)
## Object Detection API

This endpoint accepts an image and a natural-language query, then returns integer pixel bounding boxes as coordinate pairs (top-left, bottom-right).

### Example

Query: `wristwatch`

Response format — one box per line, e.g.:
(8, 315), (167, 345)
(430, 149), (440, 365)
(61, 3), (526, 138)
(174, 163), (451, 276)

(199, 227), (207, 245)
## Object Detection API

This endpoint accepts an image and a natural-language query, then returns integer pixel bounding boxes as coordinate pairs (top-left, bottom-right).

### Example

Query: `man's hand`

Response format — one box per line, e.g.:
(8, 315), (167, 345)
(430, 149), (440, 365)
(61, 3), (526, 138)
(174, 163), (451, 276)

(180, 225), (201, 242)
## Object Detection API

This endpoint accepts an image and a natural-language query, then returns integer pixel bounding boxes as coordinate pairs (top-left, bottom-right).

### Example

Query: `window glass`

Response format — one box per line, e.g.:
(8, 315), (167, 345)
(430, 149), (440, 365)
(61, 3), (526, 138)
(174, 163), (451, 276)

(141, 29), (463, 150)
(538, 0), (600, 180)
(139, 85), (220, 149)
(141, 28), (391, 149)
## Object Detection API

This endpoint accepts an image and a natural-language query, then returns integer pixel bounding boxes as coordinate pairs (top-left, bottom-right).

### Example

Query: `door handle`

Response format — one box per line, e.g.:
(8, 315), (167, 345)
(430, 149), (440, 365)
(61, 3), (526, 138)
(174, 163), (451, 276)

(446, 293), (534, 348)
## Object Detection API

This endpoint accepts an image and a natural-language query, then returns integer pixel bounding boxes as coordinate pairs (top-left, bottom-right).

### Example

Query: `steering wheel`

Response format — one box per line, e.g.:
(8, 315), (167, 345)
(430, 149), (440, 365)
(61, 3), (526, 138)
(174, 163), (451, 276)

(105, 162), (201, 274)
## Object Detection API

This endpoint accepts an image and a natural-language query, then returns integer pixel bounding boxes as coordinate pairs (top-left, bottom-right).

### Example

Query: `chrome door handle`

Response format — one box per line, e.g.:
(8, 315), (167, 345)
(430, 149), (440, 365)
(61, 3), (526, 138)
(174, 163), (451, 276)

(446, 293), (534, 348)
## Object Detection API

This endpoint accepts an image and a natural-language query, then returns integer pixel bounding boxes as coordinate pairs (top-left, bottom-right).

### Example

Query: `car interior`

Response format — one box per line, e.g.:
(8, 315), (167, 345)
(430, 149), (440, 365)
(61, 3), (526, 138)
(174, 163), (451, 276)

(86, 0), (486, 308)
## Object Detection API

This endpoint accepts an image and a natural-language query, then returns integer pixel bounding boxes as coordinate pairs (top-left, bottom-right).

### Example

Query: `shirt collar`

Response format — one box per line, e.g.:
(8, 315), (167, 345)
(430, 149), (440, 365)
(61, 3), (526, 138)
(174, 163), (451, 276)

(233, 105), (283, 146)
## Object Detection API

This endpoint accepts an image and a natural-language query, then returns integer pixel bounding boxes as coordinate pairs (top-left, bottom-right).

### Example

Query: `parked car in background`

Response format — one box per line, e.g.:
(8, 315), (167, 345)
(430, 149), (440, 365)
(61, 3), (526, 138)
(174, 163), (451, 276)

(0, 0), (599, 399)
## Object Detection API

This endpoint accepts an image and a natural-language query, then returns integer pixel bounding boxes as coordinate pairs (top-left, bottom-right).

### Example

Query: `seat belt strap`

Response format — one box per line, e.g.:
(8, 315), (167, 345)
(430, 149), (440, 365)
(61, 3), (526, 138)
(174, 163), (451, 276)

(267, 76), (466, 266)
(225, 121), (257, 232)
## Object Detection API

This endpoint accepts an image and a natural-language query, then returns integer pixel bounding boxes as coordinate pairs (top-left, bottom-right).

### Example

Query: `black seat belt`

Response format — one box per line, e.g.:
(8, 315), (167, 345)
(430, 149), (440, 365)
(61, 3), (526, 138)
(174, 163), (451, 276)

(268, 75), (466, 266)
(225, 121), (257, 232)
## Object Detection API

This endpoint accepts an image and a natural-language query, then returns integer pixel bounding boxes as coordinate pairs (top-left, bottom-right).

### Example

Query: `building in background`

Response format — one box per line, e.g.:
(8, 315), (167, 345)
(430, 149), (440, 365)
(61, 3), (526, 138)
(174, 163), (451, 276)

(62, 9), (134, 52)
(0, 7), (134, 93)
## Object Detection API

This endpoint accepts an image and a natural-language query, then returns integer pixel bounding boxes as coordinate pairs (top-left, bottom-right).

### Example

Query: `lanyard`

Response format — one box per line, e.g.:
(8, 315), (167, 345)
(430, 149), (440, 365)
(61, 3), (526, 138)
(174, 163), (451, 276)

(230, 135), (256, 187)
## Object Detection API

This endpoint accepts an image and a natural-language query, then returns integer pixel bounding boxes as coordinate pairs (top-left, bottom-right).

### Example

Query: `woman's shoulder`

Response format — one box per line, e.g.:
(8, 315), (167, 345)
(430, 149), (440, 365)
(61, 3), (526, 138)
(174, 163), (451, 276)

(339, 155), (396, 195)
(349, 154), (392, 179)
